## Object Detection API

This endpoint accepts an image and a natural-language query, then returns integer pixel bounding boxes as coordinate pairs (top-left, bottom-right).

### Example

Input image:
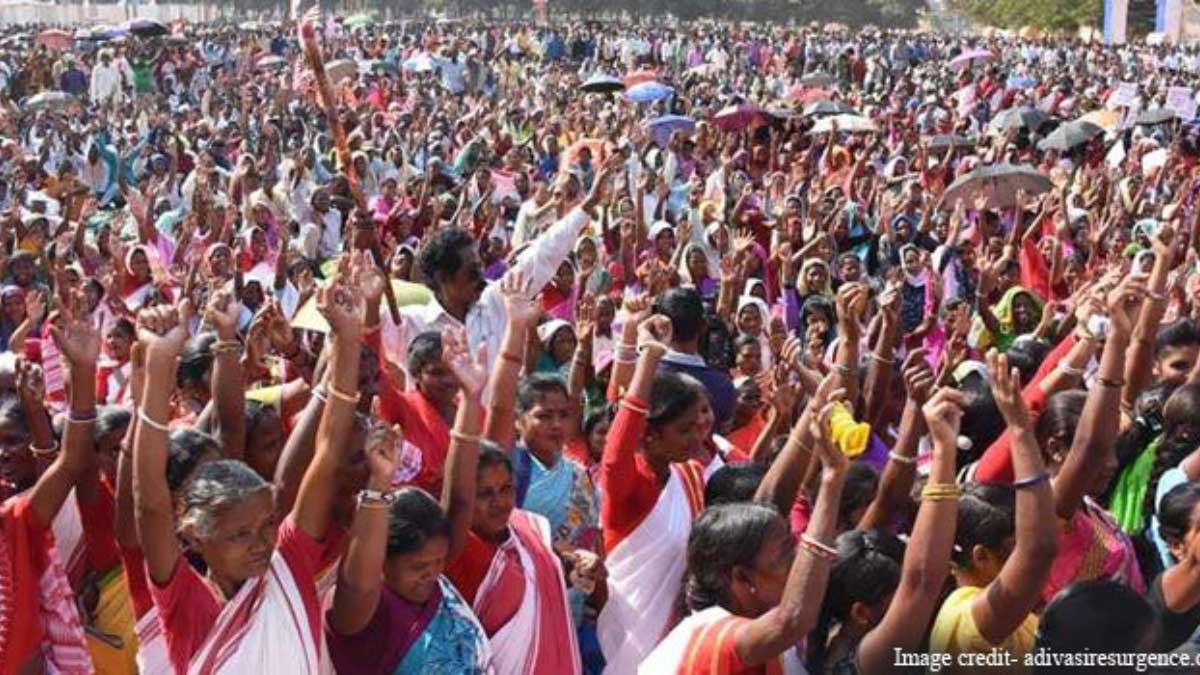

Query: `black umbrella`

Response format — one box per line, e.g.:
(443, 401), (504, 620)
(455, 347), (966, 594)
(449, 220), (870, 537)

(943, 163), (1052, 210)
(580, 74), (624, 94)
(123, 18), (169, 38)
(987, 106), (1047, 134)
(1036, 120), (1104, 151)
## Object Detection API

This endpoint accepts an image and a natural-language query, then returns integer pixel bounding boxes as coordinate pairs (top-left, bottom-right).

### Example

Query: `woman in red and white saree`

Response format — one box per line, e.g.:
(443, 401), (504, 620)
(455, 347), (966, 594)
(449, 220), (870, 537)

(640, 402), (850, 675)
(131, 279), (363, 674)
(0, 291), (102, 675)
(597, 319), (709, 674)
(445, 468), (581, 675)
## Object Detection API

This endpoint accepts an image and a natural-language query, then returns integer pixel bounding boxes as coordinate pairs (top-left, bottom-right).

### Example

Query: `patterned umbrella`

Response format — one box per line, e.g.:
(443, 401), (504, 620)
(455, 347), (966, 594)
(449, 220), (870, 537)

(625, 82), (673, 104)
(646, 115), (695, 146)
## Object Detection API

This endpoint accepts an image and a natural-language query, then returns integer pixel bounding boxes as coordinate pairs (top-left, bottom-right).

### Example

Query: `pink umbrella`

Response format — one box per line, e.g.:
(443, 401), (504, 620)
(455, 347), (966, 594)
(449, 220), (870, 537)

(36, 29), (74, 51)
(949, 49), (994, 70)
(712, 103), (769, 132)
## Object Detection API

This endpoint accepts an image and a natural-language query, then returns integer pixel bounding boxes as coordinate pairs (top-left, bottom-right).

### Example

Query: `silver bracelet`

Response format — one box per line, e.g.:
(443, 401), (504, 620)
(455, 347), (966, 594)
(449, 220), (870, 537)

(888, 450), (916, 466)
(138, 408), (171, 433)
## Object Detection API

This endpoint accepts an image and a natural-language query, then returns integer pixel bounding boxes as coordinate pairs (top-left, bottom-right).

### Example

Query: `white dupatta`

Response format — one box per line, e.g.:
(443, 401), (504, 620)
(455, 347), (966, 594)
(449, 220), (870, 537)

(597, 462), (704, 674)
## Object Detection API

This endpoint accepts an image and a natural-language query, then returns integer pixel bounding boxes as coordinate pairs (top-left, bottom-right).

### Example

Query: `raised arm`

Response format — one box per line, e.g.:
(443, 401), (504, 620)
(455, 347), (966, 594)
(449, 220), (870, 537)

(133, 302), (191, 585)
(754, 373), (838, 516)
(971, 351), (1058, 646)
(1054, 275), (1145, 519)
(113, 342), (145, 548)
(440, 327), (488, 561)
(832, 283), (868, 407)
(483, 270), (538, 451)
(861, 283), (901, 428)
(1122, 226), (1176, 412)
(735, 401), (848, 666)
(205, 288), (246, 460)
(290, 256), (367, 541)
(857, 387), (962, 672)
(29, 291), (100, 528)
(328, 418), (401, 637)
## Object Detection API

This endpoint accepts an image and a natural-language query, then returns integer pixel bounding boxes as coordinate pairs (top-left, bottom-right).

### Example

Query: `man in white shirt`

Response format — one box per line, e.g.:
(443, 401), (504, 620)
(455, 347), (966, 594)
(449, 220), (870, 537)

(298, 189), (343, 262)
(380, 158), (618, 400)
(89, 50), (124, 107)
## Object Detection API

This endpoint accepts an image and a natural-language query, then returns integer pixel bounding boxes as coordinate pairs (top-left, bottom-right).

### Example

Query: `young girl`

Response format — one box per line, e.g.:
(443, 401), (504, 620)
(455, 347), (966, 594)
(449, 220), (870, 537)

(96, 318), (135, 405)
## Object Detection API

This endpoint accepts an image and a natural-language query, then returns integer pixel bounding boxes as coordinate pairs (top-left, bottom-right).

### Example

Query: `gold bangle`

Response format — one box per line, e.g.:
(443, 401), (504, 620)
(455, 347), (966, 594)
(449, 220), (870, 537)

(327, 386), (362, 404)
(500, 351), (523, 366)
(921, 483), (961, 501)
(450, 430), (481, 445)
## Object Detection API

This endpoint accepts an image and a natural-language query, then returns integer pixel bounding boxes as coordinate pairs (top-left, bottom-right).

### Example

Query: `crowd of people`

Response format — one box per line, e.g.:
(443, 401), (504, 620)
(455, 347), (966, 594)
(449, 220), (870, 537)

(6, 11), (1200, 675)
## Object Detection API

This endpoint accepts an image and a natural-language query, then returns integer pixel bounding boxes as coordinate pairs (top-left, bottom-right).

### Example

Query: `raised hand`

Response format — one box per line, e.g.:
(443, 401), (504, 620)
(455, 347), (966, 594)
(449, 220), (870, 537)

(363, 407), (402, 489)
(135, 301), (190, 362)
(500, 269), (539, 327)
(922, 386), (968, 450)
(204, 288), (240, 340)
(15, 358), (46, 404)
(350, 249), (387, 306)
(441, 326), (488, 398)
(836, 283), (869, 341)
(902, 348), (935, 406)
(24, 289), (46, 325)
(576, 294), (597, 344)
(623, 292), (653, 323)
(316, 274), (365, 338)
(50, 290), (101, 371)
(986, 349), (1030, 429)
(637, 314), (673, 354)
(1106, 274), (1148, 341)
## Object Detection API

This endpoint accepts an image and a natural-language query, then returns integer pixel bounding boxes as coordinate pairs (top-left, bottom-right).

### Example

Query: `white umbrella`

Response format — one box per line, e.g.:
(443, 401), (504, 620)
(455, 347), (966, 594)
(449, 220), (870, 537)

(810, 114), (878, 134)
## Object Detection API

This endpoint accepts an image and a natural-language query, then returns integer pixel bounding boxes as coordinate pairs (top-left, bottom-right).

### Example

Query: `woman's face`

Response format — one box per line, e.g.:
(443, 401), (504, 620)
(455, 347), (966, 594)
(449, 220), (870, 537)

(0, 420), (34, 500)
(587, 416), (611, 463)
(1168, 501), (1200, 563)
(472, 463), (515, 539)
(838, 256), (861, 283)
(804, 264), (827, 292)
(518, 389), (572, 456)
(595, 299), (615, 333)
(391, 250), (414, 279)
(416, 359), (459, 407)
(806, 311), (831, 339)
(250, 229), (268, 259)
(738, 306), (763, 337)
(736, 342), (763, 377)
(648, 398), (704, 464)
(902, 248), (921, 274)
(1012, 293), (1038, 331)
(577, 240), (597, 270)
(733, 518), (794, 616)
(130, 249), (151, 281)
(686, 248), (708, 281)
(105, 325), (134, 362)
(190, 489), (278, 585)
(549, 327), (577, 364)
(2, 293), (24, 324)
(655, 229), (676, 258)
(384, 535), (449, 606)
(245, 410), (285, 480)
(554, 261), (574, 293)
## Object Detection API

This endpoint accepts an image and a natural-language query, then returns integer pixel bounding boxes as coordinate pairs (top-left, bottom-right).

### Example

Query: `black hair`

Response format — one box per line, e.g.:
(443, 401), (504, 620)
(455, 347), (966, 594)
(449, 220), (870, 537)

(704, 463), (767, 506)
(952, 483), (1015, 568)
(177, 332), (217, 389)
(1034, 390), (1087, 457)
(686, 502), (784, 612)
(516, 373), (569, 415)
(1157, 482), (1200, 552)
(811, 529), (906, 671)
(657, 287), (705, 343)
(478, 441), (514, 476)
(418, 226), (476, 291)
(1006, 338), (1051, 383)
(733, 334), (760, 352)
(957, 373), (1004, 467)
(840, 463), (880, 526)
(648, 371), (704, 428)
(244, 400), (276, 435)
(1035, 581), (1158, 672)
(1155, 318), (1200, 359)
(406, 331), (443, 378)
(386, 487), (451, 557)
(110, 317), (135, 338)
(166, 428), (221, 492)
(582, 403), (616, 438)
(93, 405), (132, 445)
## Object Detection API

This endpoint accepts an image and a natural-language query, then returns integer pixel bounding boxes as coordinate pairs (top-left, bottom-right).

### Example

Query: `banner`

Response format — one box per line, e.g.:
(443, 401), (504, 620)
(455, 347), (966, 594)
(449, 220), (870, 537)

(1167, 86), (1197, 120)
(1105, 0), (1129, 45)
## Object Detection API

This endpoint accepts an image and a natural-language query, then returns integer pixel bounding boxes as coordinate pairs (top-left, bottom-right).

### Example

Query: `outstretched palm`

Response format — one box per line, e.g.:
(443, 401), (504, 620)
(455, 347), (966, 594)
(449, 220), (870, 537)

(51, 291), (101, 370)
(500, 270), (539, 326)
(441, 327), (488, 397)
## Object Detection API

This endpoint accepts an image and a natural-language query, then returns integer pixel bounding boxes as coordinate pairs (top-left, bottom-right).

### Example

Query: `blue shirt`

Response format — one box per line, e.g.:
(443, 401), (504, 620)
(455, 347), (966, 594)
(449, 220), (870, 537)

(659, 350), (736, 429)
